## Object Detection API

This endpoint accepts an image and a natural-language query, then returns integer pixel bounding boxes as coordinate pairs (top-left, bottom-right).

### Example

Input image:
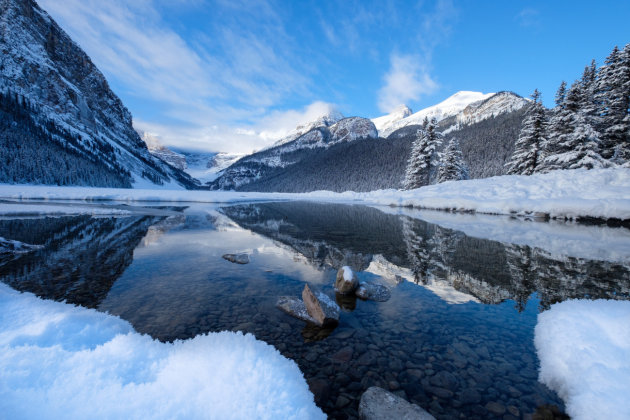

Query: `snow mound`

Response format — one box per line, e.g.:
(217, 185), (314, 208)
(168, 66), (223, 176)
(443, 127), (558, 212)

(535, 300), (630, 420)
(0, 284), (324, 420)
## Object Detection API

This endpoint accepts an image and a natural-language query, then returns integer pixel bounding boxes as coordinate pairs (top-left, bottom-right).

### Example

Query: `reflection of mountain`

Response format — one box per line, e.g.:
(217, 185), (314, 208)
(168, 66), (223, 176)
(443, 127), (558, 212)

(221, 202), (409, 271)
(223, 202), (630, 310)
(0, 215), (164, 307)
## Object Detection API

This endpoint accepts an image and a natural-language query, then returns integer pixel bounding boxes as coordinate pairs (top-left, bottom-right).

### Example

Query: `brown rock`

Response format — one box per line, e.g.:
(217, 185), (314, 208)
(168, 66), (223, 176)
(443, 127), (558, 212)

(335, 266), (359, 294)
(303, 284), (326, 325)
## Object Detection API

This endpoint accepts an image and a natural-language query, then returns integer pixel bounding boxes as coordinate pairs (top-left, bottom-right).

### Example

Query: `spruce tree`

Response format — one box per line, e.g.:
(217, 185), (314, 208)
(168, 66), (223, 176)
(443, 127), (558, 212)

(436, 137), (469, 183)
(543, 82), (607, 170)
(403, 118), (441, 189)
(595, 44), (630, 162)
(506, 89), (547, 175)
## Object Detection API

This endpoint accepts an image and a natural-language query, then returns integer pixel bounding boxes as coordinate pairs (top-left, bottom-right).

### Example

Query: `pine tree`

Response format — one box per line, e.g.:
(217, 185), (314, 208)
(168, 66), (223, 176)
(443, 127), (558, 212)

(403, 117), (441, 189)
(506, 89), (547, 175)
(435, 137), (469, 183)
(543, 82), (607, 170)
(595, 44), (630, 162)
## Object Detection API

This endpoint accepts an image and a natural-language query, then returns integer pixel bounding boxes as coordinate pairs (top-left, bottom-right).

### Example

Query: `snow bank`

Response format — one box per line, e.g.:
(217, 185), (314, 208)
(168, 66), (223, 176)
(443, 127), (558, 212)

(535, 300), (630, 420)
(0, 284), (324, 420)
(354, 168), (630, 221)
(1, 168), (629, 220)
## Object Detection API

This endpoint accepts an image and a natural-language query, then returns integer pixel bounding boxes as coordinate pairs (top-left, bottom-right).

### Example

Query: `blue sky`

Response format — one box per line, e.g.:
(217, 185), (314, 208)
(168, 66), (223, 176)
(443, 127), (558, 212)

(39, 0), (629, 154)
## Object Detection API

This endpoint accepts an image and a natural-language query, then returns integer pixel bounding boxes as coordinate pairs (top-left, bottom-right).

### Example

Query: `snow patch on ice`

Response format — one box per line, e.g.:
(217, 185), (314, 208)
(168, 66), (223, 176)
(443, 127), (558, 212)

(535, 299), (630, 420)
(0, 284), (324, 420)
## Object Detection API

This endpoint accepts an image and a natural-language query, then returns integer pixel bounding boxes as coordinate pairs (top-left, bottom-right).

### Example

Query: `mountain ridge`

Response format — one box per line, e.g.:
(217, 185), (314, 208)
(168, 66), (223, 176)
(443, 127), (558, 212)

(0, 0), (197, 188)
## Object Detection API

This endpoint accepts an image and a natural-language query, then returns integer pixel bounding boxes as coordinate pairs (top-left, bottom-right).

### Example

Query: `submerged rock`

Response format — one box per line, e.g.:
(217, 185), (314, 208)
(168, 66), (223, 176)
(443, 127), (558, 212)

(222, 253), (249, 264)
(276, 289), (339, 327)
(335, 266), (359, 294)
(358, 387), (435, 420)
(276, 296), (316, 323)
(302, 284), (339, 327)
(356, 282), (391, 302)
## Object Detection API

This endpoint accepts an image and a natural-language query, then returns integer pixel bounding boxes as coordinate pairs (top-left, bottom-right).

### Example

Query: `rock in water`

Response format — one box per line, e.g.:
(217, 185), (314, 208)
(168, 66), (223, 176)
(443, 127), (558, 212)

(276, 296), (316, 324)
(335, 266), (358, 294)
(359, 387), (435, 420)
(276, 291), (339, 327)
(222, 253), (249, 264)
(302, 285), (340, 327)
(356, 282), (391, 302)
(302, 284), (326, 325)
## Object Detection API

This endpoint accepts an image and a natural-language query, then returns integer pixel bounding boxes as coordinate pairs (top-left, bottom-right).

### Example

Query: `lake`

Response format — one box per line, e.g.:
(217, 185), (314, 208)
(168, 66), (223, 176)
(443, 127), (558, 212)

(1, 200), (629, 419)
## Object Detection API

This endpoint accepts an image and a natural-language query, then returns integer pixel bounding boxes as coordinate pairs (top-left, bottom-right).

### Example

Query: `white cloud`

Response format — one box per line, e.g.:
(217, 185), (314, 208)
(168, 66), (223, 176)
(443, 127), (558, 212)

(37, 0), (316, 154)
(135, 100), (340, 154)
(377, 54), (438, 113)
(516, 8), (541, 28)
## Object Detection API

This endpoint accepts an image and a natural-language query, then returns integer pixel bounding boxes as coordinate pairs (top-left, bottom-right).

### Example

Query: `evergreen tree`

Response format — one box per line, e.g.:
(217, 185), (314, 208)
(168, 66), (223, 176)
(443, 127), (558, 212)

(595, 44), (630, 162)
(435, 137), (469, 183)
(506, 89), (547, 175)
(554, 81), (567, 107)
(543, 82), (607, 170)
(403, 117), (441, 189)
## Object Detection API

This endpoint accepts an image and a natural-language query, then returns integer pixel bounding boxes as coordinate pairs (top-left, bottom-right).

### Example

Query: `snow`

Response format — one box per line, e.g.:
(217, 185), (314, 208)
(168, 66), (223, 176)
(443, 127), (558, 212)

(374, 91), (494, 138)
(386, 209), (630, 264)
(1, 168), (629, 221)
(371, 104), (413, 134)
(0, 283), (324, 420)
(0, 202), (132, 216)
(535, 300), (630, 420)
(342, 266), (354, 281)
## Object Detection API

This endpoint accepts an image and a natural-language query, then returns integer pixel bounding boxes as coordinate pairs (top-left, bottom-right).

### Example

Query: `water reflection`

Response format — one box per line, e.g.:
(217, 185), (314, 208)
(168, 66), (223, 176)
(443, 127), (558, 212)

(0, 214), (167, 307)
(1, 201), (629, 419)
(223, 202), (630, 311)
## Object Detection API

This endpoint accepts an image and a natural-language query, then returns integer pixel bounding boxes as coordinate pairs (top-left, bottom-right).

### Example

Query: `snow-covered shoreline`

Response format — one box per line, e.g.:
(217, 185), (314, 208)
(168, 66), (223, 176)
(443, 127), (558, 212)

(535, 299), (630, 420)
(0, 284), (324, 419)
(0, 168), (628, 221)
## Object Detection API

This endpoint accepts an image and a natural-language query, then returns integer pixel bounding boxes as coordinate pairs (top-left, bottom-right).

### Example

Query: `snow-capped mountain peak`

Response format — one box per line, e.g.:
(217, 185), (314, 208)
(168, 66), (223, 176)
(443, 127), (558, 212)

(371, 104), (413, 134)
(373, 91), (494, 138)
(270, 108), (344, 148)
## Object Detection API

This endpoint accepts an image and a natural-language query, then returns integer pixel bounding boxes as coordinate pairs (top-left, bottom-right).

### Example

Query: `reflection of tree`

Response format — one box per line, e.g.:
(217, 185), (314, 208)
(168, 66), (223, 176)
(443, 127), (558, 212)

(505, 245), (538, 312)
(224, 202), (630, 310)
(402, 218), (430, 284)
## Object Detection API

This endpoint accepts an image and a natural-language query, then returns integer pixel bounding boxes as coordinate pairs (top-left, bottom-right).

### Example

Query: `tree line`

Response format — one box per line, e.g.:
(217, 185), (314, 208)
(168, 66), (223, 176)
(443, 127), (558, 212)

(507, 44), (630, 175)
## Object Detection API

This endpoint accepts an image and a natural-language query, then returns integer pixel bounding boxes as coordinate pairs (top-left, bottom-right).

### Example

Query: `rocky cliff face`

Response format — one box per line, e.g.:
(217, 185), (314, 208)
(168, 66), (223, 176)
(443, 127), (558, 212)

(0, 0), (197, 188)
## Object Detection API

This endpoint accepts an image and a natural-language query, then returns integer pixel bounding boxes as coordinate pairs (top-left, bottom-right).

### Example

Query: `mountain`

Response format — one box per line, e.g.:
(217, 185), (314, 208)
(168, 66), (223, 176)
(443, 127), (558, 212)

(440, 91), (530, 133)
(138, 130), (187, 171)
(211, 116), (378, 190)
(176, 150), (243, 185)
(371, 104), (413, 134)
(213, 91), (529, 192)
(373, 91), (494, 138)
(270, 108), (344, 148)
(0, 0), (197, 188)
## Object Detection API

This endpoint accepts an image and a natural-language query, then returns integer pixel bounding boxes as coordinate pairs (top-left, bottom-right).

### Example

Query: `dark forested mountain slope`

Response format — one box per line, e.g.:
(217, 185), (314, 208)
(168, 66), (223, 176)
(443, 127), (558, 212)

(213, 92), (527, 192)
(0, 0), (197, 188)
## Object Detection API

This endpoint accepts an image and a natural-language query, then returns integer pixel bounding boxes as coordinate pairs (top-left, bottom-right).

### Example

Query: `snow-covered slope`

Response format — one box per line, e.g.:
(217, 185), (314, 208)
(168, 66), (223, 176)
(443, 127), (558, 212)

(442, 91), (530, 134)
(374, 91), (494, 138)
(0, 0), (196, 189)
(138, 130), (187, 171)
(271, 109), (344, 148)
(180, 151), (244, 184)
(371, 105), (413, 134)
(212, 117), (378, 189)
